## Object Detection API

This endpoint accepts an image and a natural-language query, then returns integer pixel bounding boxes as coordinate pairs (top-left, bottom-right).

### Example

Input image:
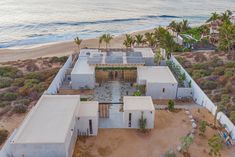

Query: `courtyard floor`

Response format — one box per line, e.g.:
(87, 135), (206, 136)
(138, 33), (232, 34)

(73, 110), (191, 157)
(73, 109), (235, 157)
(93, 81), (136, 103)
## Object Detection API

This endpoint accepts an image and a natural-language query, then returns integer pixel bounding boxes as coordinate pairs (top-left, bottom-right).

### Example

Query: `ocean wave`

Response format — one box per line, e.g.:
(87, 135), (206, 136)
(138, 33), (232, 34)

(0, 15), (184, 30)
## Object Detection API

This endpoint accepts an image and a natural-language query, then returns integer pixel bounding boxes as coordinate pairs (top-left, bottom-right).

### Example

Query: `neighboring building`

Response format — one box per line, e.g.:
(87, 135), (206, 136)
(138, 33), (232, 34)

(137, 66), (178, 99)
(123, 96), (155, 129)
(10, 95), (98, 157)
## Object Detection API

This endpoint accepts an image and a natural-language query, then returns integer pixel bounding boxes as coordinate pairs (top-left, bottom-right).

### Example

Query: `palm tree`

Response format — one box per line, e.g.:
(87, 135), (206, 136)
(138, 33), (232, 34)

(102, 34), (113, 50)
(135, 34), (144, 47)
(218, 22), (235, 60)
(144, 32), (157, 48)
(123, 34), (135, 48)
(221, 12), (230, 23)
(180, 19), (190, 32)
(99, 35), (104, 49)
(154, 49), (162, 65)
(164, 33), (176, 59)
(74, 37), (82, 52)
(168, 20), (177, 31)
(207, 12), (220, 22)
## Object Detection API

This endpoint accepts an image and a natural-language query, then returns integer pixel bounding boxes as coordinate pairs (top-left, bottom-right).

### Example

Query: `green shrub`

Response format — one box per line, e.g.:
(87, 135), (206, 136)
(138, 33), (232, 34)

(133, 90), (142, 96)
(81, 98), (88, 101)
(0, 77), (13, 88)
(199, 121), (207, 136)
(139, 113), (147, 133)
(24, 79), (40, 87)
(0, 101), (11, 108)
(24, 72), (46, 81)
(12, 78), (25, 87)
(224, 69), (234, 77)
(230, 111), (235, 122)
(14, 99), (30, 106)
(192, 70), (210, 79)
(13, 104), (27, 113)
(225, 61), (235, 68)
(201, 81), (217, 90)
(192, 63), (208, 70)
(213, 67), (225, 76)
(0, 92), (18, 101)
(168, 100), (175, 111)
(164, 149), (177, 157)
(49, 56), (68, 63)
(0, 66), (19, 78)
(0, 129), (9, 145)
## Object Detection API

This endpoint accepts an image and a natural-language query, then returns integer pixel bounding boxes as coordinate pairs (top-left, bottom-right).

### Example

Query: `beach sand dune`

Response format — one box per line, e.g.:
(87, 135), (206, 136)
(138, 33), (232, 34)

(0, 29), (153, 63)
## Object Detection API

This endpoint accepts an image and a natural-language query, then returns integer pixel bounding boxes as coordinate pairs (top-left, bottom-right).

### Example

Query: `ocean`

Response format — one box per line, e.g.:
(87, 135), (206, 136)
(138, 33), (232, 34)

(0, 0), (234, 48)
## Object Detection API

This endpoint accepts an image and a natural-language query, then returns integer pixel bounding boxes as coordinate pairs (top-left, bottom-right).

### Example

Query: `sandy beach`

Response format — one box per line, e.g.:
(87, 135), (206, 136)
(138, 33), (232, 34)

(0, 29), (153, 63)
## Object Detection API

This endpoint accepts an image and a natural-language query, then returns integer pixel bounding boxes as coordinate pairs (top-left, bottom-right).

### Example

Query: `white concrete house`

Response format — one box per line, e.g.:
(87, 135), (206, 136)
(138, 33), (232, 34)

(137, 66), (178, 99)
(10, 95), (99, 157)
(123, 96), (155, 129)
(10, 95), (80, 157)
(71, 57), (95, 89)
(77, 101), (99, 136)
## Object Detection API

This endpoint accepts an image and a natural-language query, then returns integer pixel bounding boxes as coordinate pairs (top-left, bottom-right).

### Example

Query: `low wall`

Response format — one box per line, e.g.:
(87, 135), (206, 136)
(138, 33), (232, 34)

(171, 56), (235, 139)
(45, 55), (73, 94)
(177, 87), (192, 98)
(0, 129), (17, 157)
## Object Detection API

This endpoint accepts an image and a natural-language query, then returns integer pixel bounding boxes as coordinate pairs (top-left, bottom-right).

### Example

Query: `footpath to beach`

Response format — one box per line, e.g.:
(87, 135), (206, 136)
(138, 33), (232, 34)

(0, 29), (152, 63)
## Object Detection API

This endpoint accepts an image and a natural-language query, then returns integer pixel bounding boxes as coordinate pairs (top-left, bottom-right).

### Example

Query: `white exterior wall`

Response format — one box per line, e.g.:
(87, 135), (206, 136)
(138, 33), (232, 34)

(11, 143), (66, 157)
(46, 55), (73, 94)
(123, 110), (155, 129)
(146, 82), (177, 99)
(0, 130), (17, 157)
(71, 74), (95, 89)
(64, 108), (79, 157)
(177, 88), (192, 98)
(76, 116), (98, 136)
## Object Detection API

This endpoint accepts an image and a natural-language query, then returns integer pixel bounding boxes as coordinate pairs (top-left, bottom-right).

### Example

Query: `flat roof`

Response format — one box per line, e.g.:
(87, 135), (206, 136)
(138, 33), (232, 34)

(71, 58), (95, 75)
(137, 66), (178, 84)
(123, 96), (154, 111)
(12, 95), (80, 144)
(77, 101), (99, 117)
(134, 48), (154, 58)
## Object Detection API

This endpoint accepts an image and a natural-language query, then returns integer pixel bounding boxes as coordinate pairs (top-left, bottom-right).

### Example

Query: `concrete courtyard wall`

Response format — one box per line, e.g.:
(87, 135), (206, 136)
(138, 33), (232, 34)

(171, 56), (235, 140)
(46, 55), (73, 94)
(71, 73), (95, 89)
(146, 82), (177, 99)
(177, 87), (192, 98)
(123, 110), (155, 129)
(76, 116), (98, 136)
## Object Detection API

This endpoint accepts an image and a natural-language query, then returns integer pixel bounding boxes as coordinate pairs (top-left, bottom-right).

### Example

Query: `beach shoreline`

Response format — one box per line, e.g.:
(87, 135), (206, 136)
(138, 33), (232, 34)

(0, 29), (154, 63)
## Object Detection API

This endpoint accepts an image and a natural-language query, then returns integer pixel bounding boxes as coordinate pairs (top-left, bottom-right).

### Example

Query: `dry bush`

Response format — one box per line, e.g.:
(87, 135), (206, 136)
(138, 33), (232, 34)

(194, 53), (207, 62)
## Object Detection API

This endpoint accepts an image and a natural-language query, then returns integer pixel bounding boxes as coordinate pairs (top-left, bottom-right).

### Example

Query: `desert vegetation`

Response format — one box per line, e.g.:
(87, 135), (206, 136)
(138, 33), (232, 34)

(175, 52), (235, 124)
(0, 56), (67, 146)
